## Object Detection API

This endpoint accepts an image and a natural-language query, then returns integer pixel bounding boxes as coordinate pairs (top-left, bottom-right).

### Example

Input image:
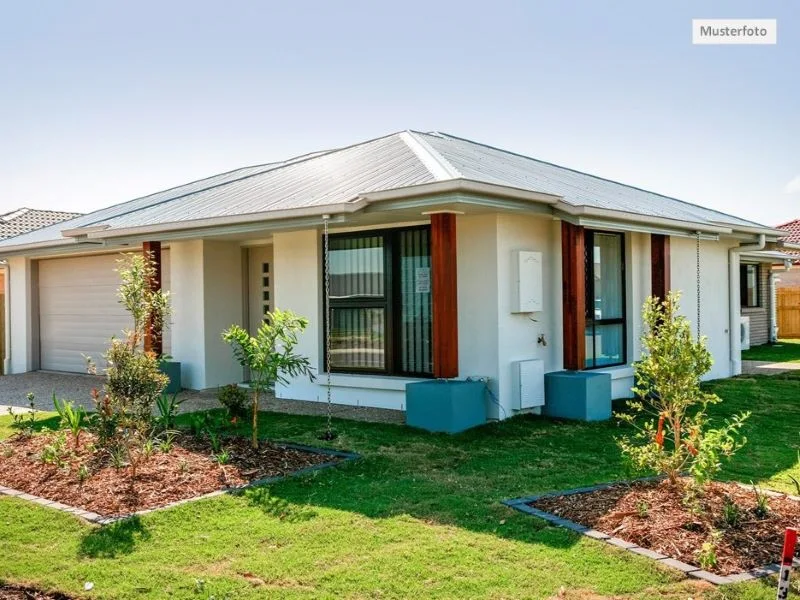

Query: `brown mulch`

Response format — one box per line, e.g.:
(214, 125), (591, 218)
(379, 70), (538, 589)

(0, 431), (339, 518)
(0, 584), (73, 600)
(532, 478), (800, 575)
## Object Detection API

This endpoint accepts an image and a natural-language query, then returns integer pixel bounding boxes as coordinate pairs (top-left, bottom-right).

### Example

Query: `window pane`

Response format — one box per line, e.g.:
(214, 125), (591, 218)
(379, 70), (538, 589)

(592, 233), (623, 320)
(747, 265), (758, 306)
(399, 229), (432, 374)
(330, 307), (385, 370)
(593, 323), (624, 367)
(329, 236), (384, 299)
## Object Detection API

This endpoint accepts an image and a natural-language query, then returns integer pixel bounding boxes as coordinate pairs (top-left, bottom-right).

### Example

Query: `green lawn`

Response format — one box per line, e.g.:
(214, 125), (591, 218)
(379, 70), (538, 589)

(2, 374), (800, 599)
(742, 339), (800, 363)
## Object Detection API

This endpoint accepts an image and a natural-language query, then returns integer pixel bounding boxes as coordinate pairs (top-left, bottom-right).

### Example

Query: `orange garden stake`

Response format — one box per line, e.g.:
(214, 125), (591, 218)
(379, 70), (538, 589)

(777, 527), (797, 600)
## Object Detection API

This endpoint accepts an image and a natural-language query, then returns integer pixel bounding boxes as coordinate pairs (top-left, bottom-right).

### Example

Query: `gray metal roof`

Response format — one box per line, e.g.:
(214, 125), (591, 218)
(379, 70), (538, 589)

(0, 130), (773, 250)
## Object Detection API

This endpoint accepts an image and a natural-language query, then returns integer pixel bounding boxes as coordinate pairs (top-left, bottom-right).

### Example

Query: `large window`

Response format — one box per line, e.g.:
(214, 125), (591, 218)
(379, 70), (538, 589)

(326, 227), (433, 376)
(740, 264), (760, 308)
(584, 230), (626, 369)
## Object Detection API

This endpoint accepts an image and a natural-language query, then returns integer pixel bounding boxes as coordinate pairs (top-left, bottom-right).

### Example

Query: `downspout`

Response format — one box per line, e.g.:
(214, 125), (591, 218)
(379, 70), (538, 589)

(769, 270), (778, 343)
(728, 234), (766, 375)
(2, 261), (9, 375)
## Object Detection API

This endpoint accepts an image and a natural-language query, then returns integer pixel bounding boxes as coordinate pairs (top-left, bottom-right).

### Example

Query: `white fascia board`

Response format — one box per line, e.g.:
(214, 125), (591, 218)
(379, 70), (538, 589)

(84, 203), (363, 241)
(555, 202), (733, 235)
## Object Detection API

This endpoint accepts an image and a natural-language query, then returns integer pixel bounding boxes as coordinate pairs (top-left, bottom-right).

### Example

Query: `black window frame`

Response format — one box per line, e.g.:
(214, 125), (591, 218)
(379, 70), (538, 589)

(740, 263), (760, 308)
(323, 225), (433, 378)
(584, 230), (627, 370)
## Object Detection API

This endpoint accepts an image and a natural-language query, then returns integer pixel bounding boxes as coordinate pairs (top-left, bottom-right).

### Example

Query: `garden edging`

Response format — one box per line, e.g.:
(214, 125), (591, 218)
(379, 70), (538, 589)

(502, 478), (800, 585)
(0, 442), (359, 525)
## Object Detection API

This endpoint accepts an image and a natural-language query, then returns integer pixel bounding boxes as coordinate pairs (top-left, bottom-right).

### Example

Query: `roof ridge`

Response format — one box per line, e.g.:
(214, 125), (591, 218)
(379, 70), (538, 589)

(399, 131), (461, 181)
(427, 131), (770, 229)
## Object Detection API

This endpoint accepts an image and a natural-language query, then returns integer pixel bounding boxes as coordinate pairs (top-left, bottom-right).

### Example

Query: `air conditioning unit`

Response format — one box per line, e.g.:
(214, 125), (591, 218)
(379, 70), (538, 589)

(513, 359), (545, 409)
(740, 316), (751, 351)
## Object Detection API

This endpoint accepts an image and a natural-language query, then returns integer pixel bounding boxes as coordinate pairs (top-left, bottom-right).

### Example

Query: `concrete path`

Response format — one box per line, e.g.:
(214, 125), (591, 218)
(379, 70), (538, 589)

(0, 371), (404, 425)
(742, 360), (800, 376)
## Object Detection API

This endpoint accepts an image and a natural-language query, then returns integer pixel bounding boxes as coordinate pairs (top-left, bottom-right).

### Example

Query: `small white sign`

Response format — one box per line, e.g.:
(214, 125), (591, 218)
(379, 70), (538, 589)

(692, 19), (777, 45)
(415, 267), (431, 293)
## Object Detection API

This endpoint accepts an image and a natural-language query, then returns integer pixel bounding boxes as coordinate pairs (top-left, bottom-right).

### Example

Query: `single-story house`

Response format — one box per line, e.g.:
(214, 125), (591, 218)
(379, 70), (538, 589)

(738, 250), (795, 347)
(0, 131), (790, 419)
(0, 208), (82, 373)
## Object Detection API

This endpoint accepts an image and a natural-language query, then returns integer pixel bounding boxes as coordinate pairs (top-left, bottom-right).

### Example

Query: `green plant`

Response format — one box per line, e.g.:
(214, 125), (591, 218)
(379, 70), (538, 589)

(8, 393), (37, 434)
(142, 437), (155, 459)
(635, 499), (649, 518)
(109, 445), (127, 469)
(721, 495), (742, 528)
(214, 449), (230, 465)
(40, 432), (69, 468)
(178, 459), (189, 473)
(208, 430), (222, 454)
(155, 391), (184, 430)
(52, 395), (86, 448)
(616, 292), (750, 489)
(158, 431), (177, 453)
(115, 252), (171, 352)
(217, 384), (249, 420)
(697, 532), (720, 570)
(222, 309), (314, 448)
(751, 482), (770, 519)
(77, 463), (90, 484)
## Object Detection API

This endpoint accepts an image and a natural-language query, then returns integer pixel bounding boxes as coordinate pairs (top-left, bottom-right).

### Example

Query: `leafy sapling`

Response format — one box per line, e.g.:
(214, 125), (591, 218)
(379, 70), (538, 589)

(222, 309), (314, 449)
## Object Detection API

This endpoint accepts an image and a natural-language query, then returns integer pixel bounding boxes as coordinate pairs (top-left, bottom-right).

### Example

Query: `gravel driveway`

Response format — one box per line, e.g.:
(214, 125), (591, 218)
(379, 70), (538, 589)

(0, 371), (404, 424)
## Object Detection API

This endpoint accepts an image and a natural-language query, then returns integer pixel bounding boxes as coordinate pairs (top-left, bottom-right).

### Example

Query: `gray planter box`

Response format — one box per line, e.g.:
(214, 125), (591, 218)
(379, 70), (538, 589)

(544, 371), (611, 421)
(159, 361), (182, 395)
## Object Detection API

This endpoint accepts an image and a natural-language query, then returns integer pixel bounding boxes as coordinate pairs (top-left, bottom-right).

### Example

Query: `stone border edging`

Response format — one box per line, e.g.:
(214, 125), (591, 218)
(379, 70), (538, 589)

(502, 478), (799, 585)
(0, 441), (359, 526)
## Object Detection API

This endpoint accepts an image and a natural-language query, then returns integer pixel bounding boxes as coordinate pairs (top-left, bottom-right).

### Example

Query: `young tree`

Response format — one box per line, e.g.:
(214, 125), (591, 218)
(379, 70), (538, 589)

(222, 309), (315, 448)
(617, 291), (749, 488)
(116, 252), (170, 352)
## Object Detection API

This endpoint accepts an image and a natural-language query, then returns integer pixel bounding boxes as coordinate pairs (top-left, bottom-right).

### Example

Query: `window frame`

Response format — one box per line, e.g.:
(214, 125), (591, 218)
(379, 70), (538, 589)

(740, 263), (760, 309)
(584, 229), (627, 370)
(323, 225), (433, 378)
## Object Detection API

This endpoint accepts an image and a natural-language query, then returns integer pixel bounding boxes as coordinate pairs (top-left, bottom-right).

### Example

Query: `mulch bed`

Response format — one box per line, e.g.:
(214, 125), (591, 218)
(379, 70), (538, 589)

(532, 478), (800, 575)
(0, 584), (73, 600)
(0, 431), (340, 518)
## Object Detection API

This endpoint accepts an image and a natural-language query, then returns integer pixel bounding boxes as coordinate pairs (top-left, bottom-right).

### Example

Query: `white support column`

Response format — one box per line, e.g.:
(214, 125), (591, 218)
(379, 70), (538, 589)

(7, 256), (39, 374)
(170, 240), (206, 389)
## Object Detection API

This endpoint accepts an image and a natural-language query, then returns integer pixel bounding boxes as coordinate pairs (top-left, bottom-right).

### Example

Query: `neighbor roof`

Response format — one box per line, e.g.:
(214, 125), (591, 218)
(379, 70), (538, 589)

(0, 208), (82, 239)
(777, 219), (800, 258)
(0, 131), (779, 251)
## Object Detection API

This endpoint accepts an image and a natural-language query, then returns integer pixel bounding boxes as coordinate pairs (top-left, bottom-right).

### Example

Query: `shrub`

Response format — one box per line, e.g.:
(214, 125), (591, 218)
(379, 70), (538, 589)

(155, 391), (184, 430)
(217, 384), (249, 420)
(616, 292), (750, 489)
(721, 495), (742, 528)
(752, 482), (770, 519)
(53, 394), (86, 448)
(222, 309), (314, 448)
(104, 339), (169, 423)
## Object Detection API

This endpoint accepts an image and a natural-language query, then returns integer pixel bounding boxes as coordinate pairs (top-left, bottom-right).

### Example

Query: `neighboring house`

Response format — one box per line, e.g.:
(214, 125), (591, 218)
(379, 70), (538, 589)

(774, 219), (800, 289)
(738, 250), (794, 347)
(0, 208), (82, 373)
(0, 131), (788, 419)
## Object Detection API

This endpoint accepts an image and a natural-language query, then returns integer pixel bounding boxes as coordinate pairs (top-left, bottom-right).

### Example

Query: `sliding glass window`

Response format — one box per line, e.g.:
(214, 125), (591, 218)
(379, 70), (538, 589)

(326, 227), (432, 376)
(584, 230), (626, 369)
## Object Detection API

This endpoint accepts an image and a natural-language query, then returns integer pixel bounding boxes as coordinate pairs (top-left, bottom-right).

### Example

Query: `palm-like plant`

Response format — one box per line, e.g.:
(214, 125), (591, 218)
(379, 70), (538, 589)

(222, 309), (314, 448)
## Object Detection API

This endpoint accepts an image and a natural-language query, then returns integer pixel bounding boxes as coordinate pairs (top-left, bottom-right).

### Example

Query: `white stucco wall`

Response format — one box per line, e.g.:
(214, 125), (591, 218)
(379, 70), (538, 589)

(670, 236), (736, 380)
(7, 256), (38, 374)
(170, 239), (243, 389)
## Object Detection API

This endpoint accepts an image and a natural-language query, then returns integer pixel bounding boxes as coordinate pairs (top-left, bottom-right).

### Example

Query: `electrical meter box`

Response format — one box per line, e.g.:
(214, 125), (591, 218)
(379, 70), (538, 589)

(511, 250), (543, 313)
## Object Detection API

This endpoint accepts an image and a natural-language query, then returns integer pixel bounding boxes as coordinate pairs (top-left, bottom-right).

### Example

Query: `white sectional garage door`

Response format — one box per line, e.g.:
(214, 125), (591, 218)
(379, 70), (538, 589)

(39, 251), (171, 373)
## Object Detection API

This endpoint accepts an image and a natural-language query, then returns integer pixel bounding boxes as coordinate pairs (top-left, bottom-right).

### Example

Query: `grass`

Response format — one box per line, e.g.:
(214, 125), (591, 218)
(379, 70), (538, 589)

(1, 373), (799, 599)
(742, 339), (800, 363)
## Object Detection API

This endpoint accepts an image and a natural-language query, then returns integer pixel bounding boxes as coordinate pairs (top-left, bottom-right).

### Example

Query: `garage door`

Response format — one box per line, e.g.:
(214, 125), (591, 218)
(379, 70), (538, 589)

(39, 251), (171, 373)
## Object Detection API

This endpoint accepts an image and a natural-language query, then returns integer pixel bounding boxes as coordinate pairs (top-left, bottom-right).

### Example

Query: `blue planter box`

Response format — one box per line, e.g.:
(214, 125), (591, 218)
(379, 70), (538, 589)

(544, 371), (612, 421)
(159, 361), (182, 395)
(406, 380), (487, 434)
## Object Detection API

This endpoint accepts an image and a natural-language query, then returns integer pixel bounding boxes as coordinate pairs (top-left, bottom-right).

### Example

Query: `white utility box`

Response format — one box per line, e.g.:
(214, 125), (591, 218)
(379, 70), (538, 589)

(511, 250), (543, 313)
(513, 359), (545, 410)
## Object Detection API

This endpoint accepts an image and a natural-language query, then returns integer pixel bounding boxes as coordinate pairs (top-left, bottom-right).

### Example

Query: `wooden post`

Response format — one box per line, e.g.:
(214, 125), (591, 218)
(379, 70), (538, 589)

(651, 234), (671, 301)
(142, 241), (163, 357)
(431, 213), (458, 378)
(561, 221), (586, 371)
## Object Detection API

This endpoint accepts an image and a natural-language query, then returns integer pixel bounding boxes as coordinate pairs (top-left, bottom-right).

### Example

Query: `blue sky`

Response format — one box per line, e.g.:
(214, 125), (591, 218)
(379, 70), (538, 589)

(0, 1), (797, 226)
